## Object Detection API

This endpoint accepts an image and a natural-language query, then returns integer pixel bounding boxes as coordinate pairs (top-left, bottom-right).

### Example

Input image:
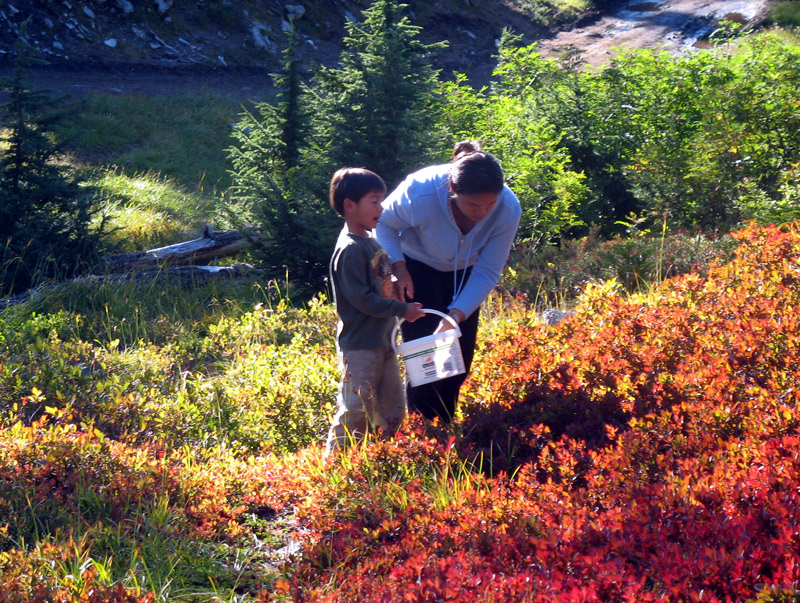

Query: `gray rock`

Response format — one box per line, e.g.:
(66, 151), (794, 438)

(154, 0), (172, 14)
(541, 309), (574, 326)
(116, 0), (133, 14)
(250, 21), (275, 52)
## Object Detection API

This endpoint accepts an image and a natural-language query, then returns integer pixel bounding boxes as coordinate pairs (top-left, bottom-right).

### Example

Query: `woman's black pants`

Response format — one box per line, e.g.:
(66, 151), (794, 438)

(400, 256), (479, 424)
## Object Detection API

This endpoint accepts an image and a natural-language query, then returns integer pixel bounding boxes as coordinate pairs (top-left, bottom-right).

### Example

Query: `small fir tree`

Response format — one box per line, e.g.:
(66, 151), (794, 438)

(228, 0), (446, 295)
(227, 25), (337, 295)
(0, 23), (99, 295)
(311, 0), (445, 188)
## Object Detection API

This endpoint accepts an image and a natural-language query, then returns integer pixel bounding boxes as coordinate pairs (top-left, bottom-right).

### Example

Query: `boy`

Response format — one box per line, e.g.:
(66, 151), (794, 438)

(325, 167), (425, 454)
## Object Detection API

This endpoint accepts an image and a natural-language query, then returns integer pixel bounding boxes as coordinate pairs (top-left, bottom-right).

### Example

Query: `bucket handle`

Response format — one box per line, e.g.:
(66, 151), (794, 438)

(392, 308), (462, 354)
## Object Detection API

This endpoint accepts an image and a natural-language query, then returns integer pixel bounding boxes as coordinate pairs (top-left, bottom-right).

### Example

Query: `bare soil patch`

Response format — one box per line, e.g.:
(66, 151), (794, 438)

(536, 0), (773, 67)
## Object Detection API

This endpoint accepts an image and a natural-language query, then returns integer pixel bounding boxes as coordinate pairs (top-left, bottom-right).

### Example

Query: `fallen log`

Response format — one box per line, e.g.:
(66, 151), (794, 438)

(0, 226), (260, 310)
(103, 225), (250, 272)
(0, 263), (262, 310)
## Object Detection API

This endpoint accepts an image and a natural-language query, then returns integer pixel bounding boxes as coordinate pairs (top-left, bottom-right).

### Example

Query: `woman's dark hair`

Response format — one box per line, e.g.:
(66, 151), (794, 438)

(329, 167), (387, 217)
(449, 140), (504, 196)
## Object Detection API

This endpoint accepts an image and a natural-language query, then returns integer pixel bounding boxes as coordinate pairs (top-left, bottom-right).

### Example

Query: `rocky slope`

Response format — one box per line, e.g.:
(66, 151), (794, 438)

(0, 0), (776, 94)
(0, 0), (564, 86)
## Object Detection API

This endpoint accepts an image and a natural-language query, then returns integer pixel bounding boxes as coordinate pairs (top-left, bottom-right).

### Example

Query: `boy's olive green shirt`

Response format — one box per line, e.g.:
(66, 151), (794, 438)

(330, 227), (407, 350)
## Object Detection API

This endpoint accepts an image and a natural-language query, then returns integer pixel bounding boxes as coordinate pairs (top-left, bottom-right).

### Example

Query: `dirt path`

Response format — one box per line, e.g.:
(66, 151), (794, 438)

(537, 0), (773, 67)
(0, 65), (277, 102)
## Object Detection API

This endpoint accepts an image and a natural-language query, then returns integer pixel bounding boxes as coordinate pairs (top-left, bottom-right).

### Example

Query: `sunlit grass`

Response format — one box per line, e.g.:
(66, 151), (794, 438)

(510, 0), (591, 25)
(92, 168), (215, 251)
(52, 90), (259, 252)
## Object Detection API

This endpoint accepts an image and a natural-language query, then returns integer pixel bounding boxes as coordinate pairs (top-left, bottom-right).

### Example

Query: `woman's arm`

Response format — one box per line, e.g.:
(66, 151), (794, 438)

(451, 193), (521, 317)
(390, 260), (414, 302)
(377, 174), (421, 301)
(375, 180), (416, 265)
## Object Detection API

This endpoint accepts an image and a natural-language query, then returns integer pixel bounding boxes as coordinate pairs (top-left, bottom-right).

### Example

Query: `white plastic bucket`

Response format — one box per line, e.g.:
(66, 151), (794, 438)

(392, 309), (466, 387)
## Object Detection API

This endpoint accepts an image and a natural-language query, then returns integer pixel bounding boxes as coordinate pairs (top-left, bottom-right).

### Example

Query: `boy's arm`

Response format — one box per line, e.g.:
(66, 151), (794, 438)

(336, 245), (407, 319)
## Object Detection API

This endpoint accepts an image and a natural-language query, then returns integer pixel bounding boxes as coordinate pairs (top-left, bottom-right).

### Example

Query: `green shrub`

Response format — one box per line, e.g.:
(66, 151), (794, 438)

(767, 1), (800, 27)
(501, 228), (730, 305)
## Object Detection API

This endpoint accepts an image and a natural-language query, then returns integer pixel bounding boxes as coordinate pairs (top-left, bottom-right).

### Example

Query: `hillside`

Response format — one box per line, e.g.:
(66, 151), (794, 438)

(0, 0), (564, 88)
(0, 0), (776, 93)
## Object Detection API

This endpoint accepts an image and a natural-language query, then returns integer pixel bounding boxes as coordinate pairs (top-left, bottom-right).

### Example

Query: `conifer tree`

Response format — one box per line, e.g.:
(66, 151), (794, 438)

(277, 27), (305, 168)
(228, 25), (336, 295)
(311, 0), (445, 188)
(0, 23), (99, 295)
(228, 0), (445, 295)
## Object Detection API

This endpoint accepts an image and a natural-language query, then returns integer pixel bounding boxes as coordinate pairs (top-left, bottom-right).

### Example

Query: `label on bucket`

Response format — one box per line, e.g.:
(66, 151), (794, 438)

(399, 332), (466, 387)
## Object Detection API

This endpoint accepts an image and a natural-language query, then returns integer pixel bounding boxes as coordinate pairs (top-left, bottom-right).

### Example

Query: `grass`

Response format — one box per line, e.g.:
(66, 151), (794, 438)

(1, 270), (275, 347)
(51, 90), (270, 252)
(93, 168), (218, 251)
(59, 91), (266, 215)
(510, 0), (592, 26)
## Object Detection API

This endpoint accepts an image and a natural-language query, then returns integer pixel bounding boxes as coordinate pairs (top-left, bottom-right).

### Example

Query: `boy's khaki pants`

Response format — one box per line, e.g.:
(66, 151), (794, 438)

(325, 347), (406, 454)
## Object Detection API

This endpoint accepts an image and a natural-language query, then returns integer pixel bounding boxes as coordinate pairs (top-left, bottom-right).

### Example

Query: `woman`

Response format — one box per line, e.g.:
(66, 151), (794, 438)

(376, 141), (521, 423)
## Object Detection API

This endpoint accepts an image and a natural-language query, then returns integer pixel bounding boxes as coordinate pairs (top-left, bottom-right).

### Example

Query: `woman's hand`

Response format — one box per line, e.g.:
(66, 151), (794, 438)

(434, 308), (465, 334)
(392, 261), (414, 301)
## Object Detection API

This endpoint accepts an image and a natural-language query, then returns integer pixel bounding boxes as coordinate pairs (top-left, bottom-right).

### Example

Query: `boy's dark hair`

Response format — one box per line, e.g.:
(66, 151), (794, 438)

(329, 167), (387, 217)
(448, 140), (504, 196)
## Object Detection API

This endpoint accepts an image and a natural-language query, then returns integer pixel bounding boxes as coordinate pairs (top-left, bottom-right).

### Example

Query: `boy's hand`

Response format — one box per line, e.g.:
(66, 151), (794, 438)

(392, 261), (414, 301)
(404, 302), (425, 322)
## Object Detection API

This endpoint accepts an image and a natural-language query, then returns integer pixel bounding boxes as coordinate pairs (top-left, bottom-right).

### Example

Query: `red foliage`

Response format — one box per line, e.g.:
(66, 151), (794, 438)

(251, 222), (800, 602)
(0, 544), (155, 603)
(4, 222), (799, 602)
(0, 415), (252, 545)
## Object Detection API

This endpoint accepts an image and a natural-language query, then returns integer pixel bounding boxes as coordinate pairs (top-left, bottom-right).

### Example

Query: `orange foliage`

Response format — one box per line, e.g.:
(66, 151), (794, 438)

(0, 541), (154, 602)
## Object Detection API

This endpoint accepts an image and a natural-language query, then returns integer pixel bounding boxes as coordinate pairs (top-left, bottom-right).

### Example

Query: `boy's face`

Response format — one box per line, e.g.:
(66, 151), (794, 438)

(345, 190), (385, 235)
